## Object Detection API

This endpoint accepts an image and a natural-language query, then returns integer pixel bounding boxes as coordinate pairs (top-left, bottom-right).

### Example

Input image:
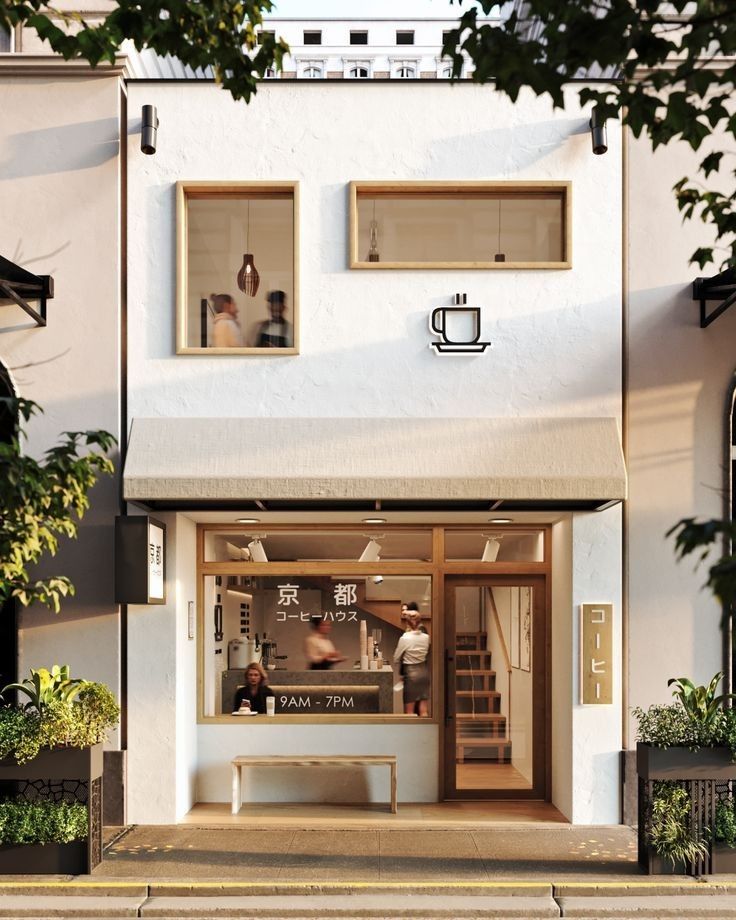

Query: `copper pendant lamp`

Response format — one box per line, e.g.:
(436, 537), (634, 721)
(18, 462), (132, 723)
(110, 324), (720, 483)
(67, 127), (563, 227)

(236, 200), (260, 296)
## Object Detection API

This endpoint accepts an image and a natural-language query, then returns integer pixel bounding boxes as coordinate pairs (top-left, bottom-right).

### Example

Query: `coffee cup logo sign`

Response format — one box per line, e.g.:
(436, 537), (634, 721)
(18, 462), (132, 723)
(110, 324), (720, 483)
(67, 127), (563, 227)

(430, 294), (491, 355)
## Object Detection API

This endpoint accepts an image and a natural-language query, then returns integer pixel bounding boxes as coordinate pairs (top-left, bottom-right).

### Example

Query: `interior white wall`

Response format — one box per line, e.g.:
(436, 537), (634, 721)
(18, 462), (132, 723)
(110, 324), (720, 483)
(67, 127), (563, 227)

(627, 127), (735, 731)
(551, 517), (573, 821)
(571, 506), (622, 824)
(0, 71), (122, 724)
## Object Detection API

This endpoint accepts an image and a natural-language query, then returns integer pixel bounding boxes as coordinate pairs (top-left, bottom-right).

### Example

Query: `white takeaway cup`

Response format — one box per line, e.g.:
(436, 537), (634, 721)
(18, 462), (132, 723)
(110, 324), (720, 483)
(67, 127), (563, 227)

(266, 696), (276, 717)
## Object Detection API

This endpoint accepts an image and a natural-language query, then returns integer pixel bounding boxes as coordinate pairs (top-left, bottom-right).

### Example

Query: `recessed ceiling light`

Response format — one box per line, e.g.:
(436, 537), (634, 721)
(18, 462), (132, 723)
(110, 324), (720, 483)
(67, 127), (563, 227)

(488, 518), (513, 524)
(362, 517), (387, 524)
(235, 517), (260, 524)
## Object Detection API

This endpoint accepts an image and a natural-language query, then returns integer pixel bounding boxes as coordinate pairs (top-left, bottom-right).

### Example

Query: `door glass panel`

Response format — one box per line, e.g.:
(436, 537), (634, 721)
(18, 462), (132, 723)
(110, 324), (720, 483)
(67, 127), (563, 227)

(452, 585), (534, 791)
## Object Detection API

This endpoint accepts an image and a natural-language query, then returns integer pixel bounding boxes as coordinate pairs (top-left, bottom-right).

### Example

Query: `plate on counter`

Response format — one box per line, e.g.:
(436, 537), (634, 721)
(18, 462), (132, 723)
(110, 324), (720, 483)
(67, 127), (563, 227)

(231, 710), (259, 716)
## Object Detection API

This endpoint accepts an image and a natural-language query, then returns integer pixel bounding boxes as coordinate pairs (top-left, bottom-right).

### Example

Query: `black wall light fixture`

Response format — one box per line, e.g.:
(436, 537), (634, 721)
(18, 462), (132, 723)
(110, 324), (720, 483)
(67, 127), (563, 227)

(589, 106), (608, 155)
(141, 105), (159, 155)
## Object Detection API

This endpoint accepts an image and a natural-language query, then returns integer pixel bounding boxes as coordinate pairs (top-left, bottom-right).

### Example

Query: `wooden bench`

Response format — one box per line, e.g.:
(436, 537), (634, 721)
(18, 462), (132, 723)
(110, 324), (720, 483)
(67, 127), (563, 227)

(231, 754), (397, 815)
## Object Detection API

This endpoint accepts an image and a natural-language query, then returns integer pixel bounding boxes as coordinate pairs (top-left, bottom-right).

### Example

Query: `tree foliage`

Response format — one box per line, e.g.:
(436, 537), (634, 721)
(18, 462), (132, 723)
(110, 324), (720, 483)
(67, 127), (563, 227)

(443, 0), (736, 269)
(0, 397), (115, 613)
(0, 1), (287, 101)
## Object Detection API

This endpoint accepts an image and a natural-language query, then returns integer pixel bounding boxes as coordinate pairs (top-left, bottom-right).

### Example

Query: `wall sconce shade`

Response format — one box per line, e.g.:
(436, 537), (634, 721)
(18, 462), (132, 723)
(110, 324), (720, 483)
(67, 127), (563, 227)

(141, 105), (159, 155)
(590, 106), (608, 155)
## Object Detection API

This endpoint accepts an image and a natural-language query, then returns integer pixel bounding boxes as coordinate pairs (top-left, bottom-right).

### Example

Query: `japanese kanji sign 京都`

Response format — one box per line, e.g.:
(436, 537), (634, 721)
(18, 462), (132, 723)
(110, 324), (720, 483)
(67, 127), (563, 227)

(580, 603), (613, 705)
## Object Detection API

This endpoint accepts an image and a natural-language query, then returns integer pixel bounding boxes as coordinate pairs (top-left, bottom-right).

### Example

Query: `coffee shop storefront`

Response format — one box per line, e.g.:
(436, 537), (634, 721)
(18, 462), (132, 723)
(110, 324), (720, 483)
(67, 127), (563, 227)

(122, 415), (625, 824)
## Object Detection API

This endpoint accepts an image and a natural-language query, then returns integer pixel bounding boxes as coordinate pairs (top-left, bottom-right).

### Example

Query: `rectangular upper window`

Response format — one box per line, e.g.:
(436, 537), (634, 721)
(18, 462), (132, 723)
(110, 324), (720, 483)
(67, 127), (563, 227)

(349, 181), (571, 269)
(350, 30), (368, 45)
(0, 23), (12, 52)
(303, 30), (322, 44)
(258, 30), (275, 44)
(176, 181), (299, 354)
(396, 30), (415, 45)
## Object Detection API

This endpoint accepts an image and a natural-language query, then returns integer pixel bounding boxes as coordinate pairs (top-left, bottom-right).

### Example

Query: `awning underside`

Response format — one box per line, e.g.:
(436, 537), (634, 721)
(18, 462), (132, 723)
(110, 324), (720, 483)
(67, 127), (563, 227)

(123, 417), (626, 512)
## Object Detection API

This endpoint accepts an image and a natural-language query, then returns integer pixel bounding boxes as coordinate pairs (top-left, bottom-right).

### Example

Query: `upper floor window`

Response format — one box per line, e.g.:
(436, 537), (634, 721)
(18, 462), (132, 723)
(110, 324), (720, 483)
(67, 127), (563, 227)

(396, 30), (415, 45)
(442, 30), (454, 46)
(303, 30), (322, 45)
(350, 30), (368, 45)
(258, 30), (275, 44)
(392, 61), (417, 79)
(0, 23), (13, 52)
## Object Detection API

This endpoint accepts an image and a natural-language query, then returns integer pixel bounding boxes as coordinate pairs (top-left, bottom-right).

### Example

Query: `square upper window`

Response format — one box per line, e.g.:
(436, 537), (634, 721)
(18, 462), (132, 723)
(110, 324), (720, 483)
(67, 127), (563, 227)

(350, 30), (368, 45)
(303, 30), (322, 45)
(396, 30), (415, 45)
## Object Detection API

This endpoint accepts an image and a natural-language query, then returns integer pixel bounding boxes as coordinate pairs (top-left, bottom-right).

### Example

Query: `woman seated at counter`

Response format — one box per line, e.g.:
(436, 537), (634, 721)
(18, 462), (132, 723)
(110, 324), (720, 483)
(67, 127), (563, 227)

(233, 662), (275, 713)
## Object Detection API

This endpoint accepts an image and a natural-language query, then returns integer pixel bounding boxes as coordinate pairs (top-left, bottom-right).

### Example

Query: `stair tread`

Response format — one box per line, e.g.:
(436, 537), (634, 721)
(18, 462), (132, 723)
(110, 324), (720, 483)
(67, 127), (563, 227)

(455, 690), (501, 697)
(457, 738), (511, 746)
(456, 669), (495, 676)
(455, 713), (506, 721)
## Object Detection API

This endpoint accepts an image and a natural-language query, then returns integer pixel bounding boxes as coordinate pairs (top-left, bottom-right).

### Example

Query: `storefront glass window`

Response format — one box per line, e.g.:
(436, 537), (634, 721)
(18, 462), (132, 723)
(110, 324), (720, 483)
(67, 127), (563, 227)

(176, 181), (298, 354)
(444, 529), (545, 563)
(202, 574), (432, 718)
(204, 529), (433, 563)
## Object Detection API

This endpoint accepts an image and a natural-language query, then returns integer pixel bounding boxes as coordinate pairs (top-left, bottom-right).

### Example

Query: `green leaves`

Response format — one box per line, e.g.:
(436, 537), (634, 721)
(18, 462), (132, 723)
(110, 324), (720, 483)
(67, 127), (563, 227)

(668, 517), (736, 609)
(667, 672), (734, 729)
(649, 782), (708, 866)
(0, 396), (115, 614)
(0, 800), (88, 845)
(1, 665), (90, 712)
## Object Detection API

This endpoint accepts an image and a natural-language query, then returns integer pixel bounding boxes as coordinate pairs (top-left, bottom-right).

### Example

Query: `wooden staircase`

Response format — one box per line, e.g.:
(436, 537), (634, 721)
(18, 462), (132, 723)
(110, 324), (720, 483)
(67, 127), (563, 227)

(455, 632), (512, 764)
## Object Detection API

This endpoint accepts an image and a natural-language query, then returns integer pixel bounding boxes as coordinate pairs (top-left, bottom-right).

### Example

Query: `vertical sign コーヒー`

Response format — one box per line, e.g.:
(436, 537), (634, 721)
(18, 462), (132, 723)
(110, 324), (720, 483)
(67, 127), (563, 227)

(580, 603), (613, 704)
(148, 520), (165, 602)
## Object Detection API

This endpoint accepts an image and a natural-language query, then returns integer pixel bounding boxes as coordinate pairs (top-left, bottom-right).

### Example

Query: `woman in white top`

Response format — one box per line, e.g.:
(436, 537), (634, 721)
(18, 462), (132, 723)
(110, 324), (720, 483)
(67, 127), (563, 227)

(211, 293), (243, 348)
(393, 608), (430, 716)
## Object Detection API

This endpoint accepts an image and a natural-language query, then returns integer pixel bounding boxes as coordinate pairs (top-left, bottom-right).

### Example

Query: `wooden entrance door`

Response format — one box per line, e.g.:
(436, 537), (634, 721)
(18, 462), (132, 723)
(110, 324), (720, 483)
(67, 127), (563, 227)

(443, 576), (548, 799)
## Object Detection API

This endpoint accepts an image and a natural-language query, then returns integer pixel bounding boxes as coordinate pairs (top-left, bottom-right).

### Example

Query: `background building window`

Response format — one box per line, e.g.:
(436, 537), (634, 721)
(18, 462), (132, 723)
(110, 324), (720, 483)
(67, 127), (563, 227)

(396, 30), (415, 45)
(258, 30), (275, 44)
(393, 63), (416, 79)
(347, 64), (370, 79)
(301, 63), (324, 79)
(350, 30), (369, 45)
(0, 23), (12, 52)
(303, 30), (322, 45)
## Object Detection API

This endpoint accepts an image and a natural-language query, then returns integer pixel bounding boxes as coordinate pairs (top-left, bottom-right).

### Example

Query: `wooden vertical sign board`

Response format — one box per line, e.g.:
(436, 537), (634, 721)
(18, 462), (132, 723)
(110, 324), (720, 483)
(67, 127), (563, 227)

(580, 603), (613, 705)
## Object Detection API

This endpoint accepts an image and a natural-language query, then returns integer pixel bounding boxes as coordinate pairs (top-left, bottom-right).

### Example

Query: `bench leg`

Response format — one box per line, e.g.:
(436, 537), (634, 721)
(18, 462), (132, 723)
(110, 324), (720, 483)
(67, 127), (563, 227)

(390, 762), (397, 814)
(232, 764), (242, 816)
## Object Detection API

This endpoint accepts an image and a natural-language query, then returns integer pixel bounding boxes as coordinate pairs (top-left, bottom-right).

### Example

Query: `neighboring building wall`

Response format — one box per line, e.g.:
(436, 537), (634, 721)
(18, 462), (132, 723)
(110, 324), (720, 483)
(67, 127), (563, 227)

(626, 128), (736, 730)
(126, 80), (623, 820)
(0, 65), (123, 710)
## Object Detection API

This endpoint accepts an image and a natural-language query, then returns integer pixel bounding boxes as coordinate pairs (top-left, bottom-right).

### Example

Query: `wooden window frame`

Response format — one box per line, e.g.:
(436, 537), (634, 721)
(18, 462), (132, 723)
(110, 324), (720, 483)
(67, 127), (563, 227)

(176, 180), (300, 356)
(349, 180), (572, 270)
(196, 523), (551, 726)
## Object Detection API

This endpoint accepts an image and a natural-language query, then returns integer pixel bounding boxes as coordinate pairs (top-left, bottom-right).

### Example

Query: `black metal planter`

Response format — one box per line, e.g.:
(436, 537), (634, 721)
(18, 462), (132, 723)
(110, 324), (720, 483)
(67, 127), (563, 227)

(637, 743), (736, 876)
(0, 744), (103, 874)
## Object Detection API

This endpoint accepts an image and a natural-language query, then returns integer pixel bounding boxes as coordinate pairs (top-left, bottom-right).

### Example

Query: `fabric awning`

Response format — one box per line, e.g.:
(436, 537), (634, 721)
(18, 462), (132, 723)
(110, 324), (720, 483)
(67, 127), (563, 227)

(123, 417), (626, 510)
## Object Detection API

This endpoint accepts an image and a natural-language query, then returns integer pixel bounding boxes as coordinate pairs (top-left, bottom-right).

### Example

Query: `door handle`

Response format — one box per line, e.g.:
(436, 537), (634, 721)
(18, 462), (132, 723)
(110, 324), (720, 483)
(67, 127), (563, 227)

(444, 650), (454, 722)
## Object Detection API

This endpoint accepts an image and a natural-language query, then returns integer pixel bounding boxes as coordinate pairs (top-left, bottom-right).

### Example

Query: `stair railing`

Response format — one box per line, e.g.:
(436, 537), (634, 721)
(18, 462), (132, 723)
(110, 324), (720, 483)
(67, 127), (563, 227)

(485, 588), (512, 736)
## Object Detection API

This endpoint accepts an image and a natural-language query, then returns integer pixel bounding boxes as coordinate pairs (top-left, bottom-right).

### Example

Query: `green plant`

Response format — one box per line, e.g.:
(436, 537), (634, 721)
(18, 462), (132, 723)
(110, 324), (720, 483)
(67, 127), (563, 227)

(633, 703), (725, 751)
(0, 800), (87, 845)
(1, 665), (89, 712)
(648, 782), (708, 867)
(0, 706), (41, 765)
(667, 672), (733, 730)
(714, 799), (736, 849)
(0, 394), (115, 614)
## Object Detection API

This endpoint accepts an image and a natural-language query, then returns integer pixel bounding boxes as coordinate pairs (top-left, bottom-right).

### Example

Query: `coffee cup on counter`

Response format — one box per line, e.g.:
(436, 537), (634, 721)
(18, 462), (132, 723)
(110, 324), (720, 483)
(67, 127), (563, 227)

(266, 696), (275, 717)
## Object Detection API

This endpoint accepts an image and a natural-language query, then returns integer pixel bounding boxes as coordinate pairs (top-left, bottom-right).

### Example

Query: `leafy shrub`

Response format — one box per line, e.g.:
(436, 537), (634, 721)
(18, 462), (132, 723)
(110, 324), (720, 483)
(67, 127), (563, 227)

(714, 799), (736, 849)
(0, 667), (119, 765)
(1, 666), (89, 712)
(648, 782), (708, 866)
(668, 672), (734, 730)
(0, 800), (88, 845)
(633, 703), (726, 751)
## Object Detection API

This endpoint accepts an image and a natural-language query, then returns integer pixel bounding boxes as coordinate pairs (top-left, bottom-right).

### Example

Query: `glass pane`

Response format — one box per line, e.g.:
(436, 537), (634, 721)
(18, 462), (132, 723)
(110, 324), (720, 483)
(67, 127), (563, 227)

(204, 529), (432, 562)
(445, 530), (544, 563)
(453, 585), (533, 791)
(202, 574), (431, 717)
(183, 189), (295, 350)
(355, 188), (566, 265)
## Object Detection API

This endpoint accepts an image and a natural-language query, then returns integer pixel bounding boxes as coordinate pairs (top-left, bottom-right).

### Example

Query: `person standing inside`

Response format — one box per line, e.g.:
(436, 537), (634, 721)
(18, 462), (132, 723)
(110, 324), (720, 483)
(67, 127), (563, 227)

(304, 616), (346, 670)
(393, 608), (430, 716)
(211, 293), (243, 347)
(249, 290), (293, 348)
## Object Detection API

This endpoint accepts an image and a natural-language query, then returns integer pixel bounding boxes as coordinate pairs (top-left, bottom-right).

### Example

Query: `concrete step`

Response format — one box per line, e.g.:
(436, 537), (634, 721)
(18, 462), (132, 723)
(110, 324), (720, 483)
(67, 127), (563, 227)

(558, 894), (736, 917)
(0, 894), (145, 917)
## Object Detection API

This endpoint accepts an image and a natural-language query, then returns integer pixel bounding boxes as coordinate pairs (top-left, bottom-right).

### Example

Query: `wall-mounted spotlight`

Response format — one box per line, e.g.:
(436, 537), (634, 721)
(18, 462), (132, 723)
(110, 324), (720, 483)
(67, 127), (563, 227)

(247, 536), (268, 563)
(359, 536), (383, 563)
(141, 105), (159, 155)
(589, 106), (607, 155)
(481, 535), (502, 562)
(372, 575), (384, 585)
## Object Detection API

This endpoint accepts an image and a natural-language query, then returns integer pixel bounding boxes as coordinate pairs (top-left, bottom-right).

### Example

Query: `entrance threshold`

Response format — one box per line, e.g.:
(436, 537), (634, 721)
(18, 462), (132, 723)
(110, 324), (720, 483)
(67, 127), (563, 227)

(183, 801), (567, 828)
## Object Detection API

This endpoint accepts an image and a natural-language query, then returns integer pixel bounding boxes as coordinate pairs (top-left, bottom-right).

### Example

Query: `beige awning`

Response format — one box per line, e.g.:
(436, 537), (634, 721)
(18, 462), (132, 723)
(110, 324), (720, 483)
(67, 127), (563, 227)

(123, 417), (626, 509)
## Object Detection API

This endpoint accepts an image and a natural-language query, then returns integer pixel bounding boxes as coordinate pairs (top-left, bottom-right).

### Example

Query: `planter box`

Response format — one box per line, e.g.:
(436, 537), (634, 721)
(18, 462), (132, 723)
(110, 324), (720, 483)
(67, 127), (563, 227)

(641, 849), (691, 875)
(711, 843), (736, 874)
(0, 744), (103, 874)
(637, 743), (736, 780)
(0, 841), (86, 874)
